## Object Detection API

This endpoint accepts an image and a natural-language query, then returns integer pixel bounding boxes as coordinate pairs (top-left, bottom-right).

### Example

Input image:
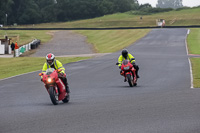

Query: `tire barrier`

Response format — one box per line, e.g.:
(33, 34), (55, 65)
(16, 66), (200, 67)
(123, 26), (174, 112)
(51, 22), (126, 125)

(15, 39), (40, 57)
(30, 39), (41, 49)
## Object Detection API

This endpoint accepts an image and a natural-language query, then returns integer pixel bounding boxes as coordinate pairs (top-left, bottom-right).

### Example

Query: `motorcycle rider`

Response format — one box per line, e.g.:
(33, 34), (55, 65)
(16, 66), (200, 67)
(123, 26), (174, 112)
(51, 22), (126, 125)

(118, 49), (140, 79)
(41, 53), (70, 94)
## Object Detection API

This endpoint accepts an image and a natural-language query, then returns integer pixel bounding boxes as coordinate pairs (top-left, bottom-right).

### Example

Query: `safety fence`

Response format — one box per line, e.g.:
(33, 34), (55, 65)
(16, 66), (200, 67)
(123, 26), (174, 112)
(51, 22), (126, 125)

(15, 39), (40, 57)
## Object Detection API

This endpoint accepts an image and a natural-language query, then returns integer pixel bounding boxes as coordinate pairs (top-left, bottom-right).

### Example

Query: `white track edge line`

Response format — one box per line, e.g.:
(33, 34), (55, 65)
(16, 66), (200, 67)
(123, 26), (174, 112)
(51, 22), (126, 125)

(185, 29), (194, 89)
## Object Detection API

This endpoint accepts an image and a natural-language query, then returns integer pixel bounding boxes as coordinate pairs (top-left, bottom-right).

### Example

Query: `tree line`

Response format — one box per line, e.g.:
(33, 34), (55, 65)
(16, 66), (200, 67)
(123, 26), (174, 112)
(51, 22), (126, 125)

(0, 0), (183, 26)
(0, 0), (139, 25)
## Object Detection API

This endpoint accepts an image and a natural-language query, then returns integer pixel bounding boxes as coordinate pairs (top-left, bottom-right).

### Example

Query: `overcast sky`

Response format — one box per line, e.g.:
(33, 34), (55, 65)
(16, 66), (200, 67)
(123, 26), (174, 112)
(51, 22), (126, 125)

(137, 0), (200, 7)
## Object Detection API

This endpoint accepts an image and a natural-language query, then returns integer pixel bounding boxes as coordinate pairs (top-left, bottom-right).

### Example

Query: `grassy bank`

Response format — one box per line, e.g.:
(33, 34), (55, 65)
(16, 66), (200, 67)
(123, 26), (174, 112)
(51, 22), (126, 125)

(190, 58), (200, 88)
(187, 28), (200, 88)
(0, 57), (90, 79)
(76, 29), (150, 53)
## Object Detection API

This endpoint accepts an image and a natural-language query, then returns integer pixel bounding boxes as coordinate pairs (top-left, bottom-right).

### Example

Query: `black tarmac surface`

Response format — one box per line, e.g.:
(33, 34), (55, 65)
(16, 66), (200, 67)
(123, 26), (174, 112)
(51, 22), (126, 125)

(1, 29), (200, 133)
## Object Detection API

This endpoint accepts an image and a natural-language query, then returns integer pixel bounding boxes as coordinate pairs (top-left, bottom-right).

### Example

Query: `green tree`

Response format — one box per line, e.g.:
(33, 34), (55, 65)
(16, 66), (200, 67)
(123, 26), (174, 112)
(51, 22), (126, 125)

(0, 0), (140, 25)
(98, 0), (115, 15)
(56, 0), (101, 21)
(111, 0), (139, 12)
(11, 0), (41, 24)
(0, 0), (14, 25)
(35, 0), (56, 22)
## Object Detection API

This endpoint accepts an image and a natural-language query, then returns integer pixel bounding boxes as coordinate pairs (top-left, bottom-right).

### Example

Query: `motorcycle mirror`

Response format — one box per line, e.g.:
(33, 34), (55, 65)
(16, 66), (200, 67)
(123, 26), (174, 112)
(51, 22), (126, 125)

(39, 73), (43, 76)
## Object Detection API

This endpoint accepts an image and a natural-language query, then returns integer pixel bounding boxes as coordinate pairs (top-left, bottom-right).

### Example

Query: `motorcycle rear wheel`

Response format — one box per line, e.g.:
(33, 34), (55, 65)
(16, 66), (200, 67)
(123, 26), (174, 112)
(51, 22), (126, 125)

(127, 74), (133, 87)
(49, 86), (59, 105)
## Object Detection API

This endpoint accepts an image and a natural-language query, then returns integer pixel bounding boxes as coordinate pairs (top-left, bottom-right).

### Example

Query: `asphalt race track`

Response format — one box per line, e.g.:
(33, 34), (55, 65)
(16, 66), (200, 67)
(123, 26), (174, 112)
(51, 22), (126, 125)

(1, 29), (200, 133)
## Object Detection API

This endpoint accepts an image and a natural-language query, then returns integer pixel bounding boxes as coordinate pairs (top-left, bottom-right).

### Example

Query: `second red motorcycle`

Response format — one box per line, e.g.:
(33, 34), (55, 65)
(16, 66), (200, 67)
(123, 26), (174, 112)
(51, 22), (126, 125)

(117, 59), (137, 87)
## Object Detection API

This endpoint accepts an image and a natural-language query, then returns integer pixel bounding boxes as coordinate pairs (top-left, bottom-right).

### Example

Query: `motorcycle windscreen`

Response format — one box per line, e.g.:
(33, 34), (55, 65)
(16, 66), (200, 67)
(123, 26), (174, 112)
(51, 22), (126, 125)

(122, 60), (129, 65)
(46, 68), (55, 75)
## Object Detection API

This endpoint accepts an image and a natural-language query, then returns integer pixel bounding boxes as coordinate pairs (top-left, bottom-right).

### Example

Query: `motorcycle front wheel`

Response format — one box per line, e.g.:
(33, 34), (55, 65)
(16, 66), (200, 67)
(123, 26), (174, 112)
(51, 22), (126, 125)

(127, 74), (133, 87)
(49, 86), (59, 105)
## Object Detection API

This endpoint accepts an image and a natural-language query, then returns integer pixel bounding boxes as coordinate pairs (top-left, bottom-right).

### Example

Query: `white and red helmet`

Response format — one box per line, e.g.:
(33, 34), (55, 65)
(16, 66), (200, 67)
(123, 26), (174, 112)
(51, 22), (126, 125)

(46, 53), (55, 66)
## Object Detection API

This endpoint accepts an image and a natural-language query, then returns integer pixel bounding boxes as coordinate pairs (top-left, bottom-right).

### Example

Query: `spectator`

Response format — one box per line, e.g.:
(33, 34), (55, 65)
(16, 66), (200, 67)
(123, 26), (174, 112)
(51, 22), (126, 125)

(15, 41), (19, 49)
(10, 41), (15, 54)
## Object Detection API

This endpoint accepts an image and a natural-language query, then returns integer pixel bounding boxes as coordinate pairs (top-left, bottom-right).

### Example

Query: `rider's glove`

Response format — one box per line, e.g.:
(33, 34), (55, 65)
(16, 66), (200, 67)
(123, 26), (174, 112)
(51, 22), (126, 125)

(60, 72), (64, 76)
(58, 72), (64, 78)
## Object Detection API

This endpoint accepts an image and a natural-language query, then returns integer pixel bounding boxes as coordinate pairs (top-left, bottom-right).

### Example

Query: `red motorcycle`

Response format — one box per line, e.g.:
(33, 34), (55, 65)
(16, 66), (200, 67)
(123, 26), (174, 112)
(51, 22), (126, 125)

(117, 59), (137, 87)
(39, 68), (69, 105)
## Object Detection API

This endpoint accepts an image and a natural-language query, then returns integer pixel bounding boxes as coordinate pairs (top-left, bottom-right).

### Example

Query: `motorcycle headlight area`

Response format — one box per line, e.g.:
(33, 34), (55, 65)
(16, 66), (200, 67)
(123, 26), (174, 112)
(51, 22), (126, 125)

(124, 66), (130, 70)
(47, 78), (53, 83)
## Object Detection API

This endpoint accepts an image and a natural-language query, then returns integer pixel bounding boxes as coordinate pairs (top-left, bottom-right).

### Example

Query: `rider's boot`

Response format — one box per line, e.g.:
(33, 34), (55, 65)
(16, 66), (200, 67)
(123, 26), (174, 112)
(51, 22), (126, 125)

(64, 78), (70, 95)
(66, 82), (70, 94)
(134, 65), (140, 78)
(136, 71), (140, 78)
(120, 70), (123, 75)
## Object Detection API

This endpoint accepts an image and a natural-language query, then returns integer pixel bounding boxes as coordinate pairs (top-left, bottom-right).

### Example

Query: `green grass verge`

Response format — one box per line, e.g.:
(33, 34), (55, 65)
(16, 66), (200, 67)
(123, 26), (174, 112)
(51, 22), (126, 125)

(190, 58), (200, 88)
(0, 57), (90, 79)
(187, 28), (200, 88)
(0, 30), (55, 46)
(187, 29), (200, 54)
(76, 29), (150, 53)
